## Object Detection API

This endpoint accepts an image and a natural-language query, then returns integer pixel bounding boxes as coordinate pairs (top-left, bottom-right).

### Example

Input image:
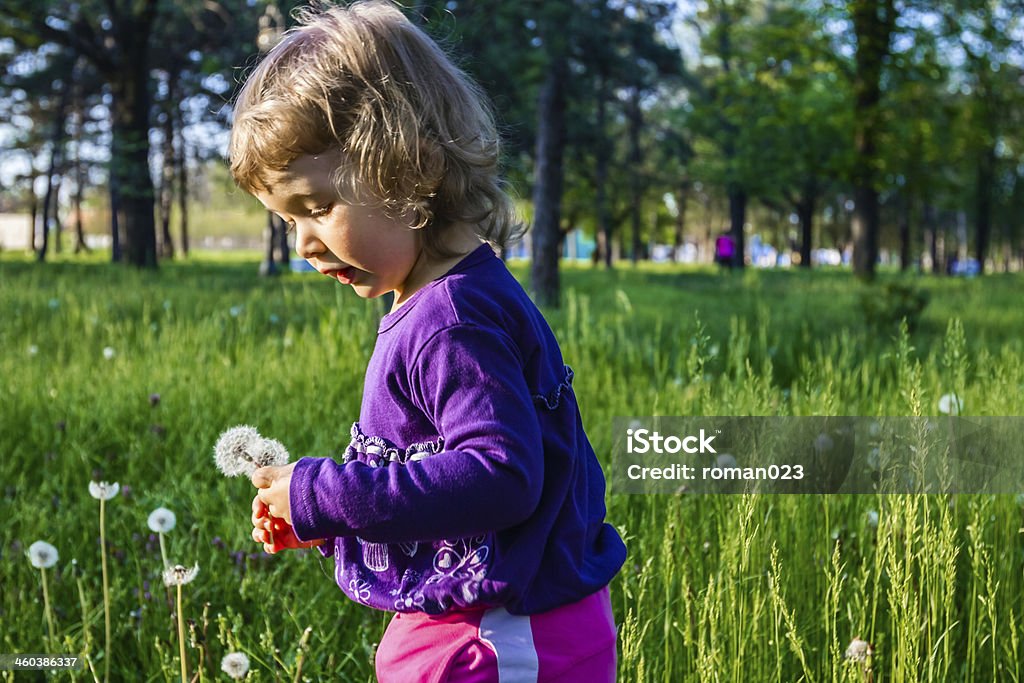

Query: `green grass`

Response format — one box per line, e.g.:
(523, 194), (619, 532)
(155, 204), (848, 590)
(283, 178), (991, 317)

(2, 252), (1022, 681)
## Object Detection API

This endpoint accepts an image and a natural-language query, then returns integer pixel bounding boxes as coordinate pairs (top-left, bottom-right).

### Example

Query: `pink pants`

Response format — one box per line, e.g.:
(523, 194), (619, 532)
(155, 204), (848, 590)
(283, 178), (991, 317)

(375, 586), (617, 683)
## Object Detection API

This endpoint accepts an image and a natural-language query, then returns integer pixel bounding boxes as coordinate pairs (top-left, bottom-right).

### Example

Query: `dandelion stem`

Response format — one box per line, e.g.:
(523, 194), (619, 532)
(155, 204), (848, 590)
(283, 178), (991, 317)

(176, 583), (188, 683)
(40, 567), (55, 650)
(100, 497), (111, 683)
(158, 531), (169, 570)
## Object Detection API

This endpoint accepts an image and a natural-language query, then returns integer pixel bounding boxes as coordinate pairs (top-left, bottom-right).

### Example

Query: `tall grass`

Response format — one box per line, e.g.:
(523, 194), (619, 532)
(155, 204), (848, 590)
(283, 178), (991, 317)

(1, 254), (1022, 681)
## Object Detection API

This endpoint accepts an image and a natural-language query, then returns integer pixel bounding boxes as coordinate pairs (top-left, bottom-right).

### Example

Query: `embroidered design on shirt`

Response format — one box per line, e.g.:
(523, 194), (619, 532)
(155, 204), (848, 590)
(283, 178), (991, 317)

(532, 365), (575, 409)
(348, 578), (371, 603)
(359, 537), (390, 572)
(343, 422), (445, 465)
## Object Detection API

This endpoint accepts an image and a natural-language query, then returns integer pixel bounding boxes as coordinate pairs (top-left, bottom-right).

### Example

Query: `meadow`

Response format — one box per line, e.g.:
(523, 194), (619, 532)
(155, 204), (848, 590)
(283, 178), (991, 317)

(2, 252), (1023, 682)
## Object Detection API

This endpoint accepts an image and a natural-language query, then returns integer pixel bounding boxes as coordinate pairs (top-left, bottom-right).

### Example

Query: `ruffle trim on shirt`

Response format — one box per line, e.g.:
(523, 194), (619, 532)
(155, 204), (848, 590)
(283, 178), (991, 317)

(532, 364), (575, 410)
(343, 422), (445, 467)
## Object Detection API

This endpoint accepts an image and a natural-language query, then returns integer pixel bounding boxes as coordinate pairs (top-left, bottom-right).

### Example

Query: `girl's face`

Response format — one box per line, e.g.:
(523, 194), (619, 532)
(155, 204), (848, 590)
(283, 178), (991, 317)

(255, 153), (423, 303)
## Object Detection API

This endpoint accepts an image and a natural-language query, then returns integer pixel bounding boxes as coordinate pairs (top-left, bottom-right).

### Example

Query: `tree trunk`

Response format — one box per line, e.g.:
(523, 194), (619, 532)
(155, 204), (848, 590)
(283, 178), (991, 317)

(109, 38), (157, 268)
(28, 180), (38, 253)
(849, 0), (894, 280)
(74, 159), (89, 254)
(974, 145), (995, 274)
(674, 182), (689, 257)
(260, 211), (279, 276)
(71, 88), (90, 254)
(851, 184), (879, 276)
(797, 194), (815, 269)
(110, 179), (122, 263)
(52, 175), (64, 254)
(530, 52), (568, 308)
(898, 192), (911, 272)
(158, 72), (177, 260)
(39, 84), (70, 262)
(275, 214), (290, 267)
(177, 138), (190, 256)
(923, 202), (938, 274)
(728, 185), (746, 268)
(628, 86), (643, 265)
(595, 72), (613, 270)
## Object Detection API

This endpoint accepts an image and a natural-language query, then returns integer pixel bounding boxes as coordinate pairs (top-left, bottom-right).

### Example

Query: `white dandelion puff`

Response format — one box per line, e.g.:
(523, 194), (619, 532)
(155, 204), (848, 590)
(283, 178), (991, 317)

(220, 652), (250, 679)
(102, 346), (116, 360)
(866, 510), (879, 528)
(163, 563), (199, 587)
(716, 453), (738, 469)
(88, 481), (120, 501)
(28, 344), (39, 356)
(845, 637), (874, 662)
(28, 541), (59, 569)
(253, 437), (289, 469)
(938, 393), (963, 415)
(214, 426), (289, 477)
(147, 507), (177, 533)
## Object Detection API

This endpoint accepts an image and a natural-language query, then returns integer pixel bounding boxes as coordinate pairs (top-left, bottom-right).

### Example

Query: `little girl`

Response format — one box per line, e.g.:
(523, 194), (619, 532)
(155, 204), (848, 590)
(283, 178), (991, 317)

(230, 2), (626, 681)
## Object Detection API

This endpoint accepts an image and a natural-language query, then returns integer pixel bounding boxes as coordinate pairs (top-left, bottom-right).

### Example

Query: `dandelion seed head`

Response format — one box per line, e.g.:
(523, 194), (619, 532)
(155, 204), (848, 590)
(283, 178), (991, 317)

(814, 433), (835, 453)
(102, 346), (116, 360)
(28, 344), (38, 356)
(866, 510), (879, 528)
(220, 652), (250, 679)
(147, 507), (177, 533)
(716, 453), (738, 469)
(88, 480), (120, 501)
(845, 637), (873, 662)
(214, 426), (262, 477)
(163, 563), (199, 587)
(252, 438), (289, 469)
(938, 392), (963, 415)
(214, 426), (289, 477)
(28, 540), (58, 569)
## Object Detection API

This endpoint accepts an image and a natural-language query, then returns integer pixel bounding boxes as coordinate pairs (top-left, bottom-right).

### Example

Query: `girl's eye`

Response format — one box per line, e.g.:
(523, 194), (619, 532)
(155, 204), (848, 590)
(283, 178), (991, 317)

(310, 203), (333, 219)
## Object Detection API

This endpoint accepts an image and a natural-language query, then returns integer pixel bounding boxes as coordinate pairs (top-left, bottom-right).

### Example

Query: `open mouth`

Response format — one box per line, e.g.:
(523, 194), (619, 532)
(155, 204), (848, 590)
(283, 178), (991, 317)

(333, 267), (356, 285)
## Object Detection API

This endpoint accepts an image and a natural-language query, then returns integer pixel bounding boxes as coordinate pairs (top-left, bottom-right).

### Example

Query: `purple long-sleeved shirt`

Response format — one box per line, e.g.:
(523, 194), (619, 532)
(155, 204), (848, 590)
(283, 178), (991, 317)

(289, 243), (626, 615)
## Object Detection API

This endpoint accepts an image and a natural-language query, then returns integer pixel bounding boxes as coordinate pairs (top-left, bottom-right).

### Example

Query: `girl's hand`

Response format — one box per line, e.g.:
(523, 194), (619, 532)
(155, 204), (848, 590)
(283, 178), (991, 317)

(251, 462), (297, 524)
(251, 494), (324, 554)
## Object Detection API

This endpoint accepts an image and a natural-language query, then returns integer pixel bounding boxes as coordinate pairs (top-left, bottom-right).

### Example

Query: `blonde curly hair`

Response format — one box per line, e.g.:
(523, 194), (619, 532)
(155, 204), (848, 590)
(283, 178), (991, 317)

(229, 1), (522, 257)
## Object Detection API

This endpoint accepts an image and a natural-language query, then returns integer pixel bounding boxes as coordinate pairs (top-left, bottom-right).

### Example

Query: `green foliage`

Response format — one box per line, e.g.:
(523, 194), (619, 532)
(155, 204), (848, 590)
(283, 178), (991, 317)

(859, 280), (930, 334)
(2, 256), (1024, 679)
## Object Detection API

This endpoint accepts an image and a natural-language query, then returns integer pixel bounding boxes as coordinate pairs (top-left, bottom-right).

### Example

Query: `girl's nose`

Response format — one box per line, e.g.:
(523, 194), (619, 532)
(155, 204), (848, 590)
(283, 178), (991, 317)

(293, 223), (323, 259)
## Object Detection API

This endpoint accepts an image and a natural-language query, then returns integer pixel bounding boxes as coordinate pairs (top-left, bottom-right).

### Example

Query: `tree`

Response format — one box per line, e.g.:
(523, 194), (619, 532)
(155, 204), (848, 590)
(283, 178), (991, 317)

(848, 0), (897, 279)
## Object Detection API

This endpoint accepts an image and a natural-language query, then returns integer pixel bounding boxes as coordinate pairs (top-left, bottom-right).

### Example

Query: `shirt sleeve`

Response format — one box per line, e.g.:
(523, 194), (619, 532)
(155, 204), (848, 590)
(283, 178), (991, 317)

(289, 323), (544, 544)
